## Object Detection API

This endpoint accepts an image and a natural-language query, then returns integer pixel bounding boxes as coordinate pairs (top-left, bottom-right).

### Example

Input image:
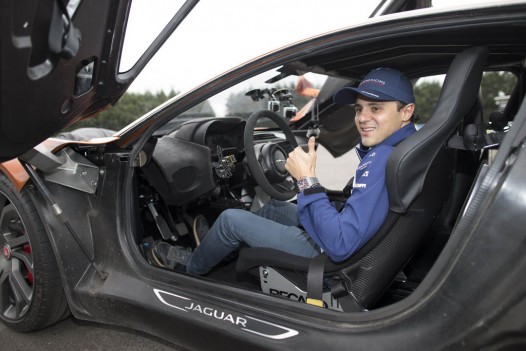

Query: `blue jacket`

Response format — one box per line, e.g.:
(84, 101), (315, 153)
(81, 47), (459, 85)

(297, 123), (417, 262)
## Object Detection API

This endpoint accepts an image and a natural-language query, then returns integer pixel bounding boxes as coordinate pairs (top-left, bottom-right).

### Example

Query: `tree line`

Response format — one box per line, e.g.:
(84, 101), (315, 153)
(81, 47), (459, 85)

(64, 90), (177, 132)
(66, 72), (516, 132)
(413, 71), (516, 124)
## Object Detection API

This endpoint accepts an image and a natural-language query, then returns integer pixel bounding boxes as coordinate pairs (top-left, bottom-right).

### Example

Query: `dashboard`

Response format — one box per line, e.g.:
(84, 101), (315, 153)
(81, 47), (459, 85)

(142, 117), (247, 206)
(170, 117), (245, 155)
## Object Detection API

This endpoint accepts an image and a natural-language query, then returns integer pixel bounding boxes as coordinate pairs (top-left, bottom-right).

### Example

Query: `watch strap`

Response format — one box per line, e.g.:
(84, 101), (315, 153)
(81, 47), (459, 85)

(303, 186), (326, 195)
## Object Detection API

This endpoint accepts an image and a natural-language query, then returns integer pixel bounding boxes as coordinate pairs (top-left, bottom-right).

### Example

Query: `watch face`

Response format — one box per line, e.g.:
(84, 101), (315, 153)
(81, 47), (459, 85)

(298, 177), (320, 192)
(306, 177), (319, 187)
(298, 178), (309, 192)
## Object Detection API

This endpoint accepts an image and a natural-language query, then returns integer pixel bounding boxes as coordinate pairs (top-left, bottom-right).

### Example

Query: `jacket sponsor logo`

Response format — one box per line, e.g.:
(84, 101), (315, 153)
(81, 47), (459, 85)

(153, 288), (299, 340)
(362, 171), (369, 177)
(357, 160), (371, 171)
(354, 183), (367, 189)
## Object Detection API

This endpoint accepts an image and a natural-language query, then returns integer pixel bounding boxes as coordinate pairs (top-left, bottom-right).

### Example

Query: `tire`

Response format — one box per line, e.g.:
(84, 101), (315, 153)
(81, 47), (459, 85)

(0, 172), (69, 331)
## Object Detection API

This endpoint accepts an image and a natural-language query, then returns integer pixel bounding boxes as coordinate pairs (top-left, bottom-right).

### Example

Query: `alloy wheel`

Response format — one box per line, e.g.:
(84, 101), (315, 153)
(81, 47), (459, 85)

(0, 194), (34, 321)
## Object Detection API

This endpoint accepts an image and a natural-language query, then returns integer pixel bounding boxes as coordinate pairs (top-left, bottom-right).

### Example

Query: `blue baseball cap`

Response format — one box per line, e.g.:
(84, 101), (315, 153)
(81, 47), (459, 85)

(333, 67), (415, 105)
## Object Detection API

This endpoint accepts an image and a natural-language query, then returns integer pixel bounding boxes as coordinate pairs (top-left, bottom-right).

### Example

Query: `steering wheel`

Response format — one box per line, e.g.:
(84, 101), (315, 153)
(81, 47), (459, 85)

(244, 109), (298, 201)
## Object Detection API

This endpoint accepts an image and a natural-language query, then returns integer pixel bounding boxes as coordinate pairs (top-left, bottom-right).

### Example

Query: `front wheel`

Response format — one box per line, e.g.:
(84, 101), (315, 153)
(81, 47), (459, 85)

(0, 172), (69, 331)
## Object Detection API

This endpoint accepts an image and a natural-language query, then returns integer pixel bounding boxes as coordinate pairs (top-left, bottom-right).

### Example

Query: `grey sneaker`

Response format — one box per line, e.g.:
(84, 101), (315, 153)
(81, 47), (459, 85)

(151, 241), (192, 270)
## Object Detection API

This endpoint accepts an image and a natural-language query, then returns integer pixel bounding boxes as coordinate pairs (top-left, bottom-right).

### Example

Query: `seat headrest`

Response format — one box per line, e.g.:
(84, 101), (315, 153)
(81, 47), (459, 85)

(387, 46), (489, 213)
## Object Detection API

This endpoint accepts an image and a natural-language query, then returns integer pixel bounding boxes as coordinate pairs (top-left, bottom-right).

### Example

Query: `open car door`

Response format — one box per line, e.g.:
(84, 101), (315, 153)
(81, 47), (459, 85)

(0, 0), (199, 162)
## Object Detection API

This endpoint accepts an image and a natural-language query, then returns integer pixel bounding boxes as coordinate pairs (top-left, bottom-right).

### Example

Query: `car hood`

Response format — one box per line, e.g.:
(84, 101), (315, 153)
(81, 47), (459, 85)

(0, 0), (198, 162)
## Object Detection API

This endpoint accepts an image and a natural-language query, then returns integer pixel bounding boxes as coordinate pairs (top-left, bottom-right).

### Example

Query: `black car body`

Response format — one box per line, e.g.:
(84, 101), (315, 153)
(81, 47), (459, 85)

(1, 0), (526, 349)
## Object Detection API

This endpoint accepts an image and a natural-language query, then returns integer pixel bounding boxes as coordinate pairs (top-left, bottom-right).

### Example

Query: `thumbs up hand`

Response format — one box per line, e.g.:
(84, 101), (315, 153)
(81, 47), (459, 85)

(285, 137), (317, 181)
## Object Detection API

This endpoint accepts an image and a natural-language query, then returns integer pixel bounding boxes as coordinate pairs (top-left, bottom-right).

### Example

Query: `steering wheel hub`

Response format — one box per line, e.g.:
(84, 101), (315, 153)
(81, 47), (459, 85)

(259, 143), (289, 182)
(273, 149), (287, 173)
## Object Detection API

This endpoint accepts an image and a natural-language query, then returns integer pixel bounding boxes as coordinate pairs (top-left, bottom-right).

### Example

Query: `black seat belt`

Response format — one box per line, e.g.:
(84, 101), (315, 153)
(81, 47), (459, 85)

(306, 253), (327, 308)
(342, 176), (354, 198)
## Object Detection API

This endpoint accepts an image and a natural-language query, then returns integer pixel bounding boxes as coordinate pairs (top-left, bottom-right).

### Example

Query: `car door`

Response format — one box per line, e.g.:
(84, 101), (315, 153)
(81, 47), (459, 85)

(0, 0), (199, 162)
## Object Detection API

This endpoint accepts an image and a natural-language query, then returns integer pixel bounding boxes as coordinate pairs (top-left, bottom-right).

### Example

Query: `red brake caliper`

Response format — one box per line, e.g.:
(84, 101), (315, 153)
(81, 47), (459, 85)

(23, 244), (33, 284)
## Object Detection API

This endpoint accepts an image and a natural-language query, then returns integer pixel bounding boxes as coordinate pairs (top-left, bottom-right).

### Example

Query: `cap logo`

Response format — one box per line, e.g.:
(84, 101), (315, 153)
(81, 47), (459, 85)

(360, 90), (380, 98)
(359, 78), (386, 87)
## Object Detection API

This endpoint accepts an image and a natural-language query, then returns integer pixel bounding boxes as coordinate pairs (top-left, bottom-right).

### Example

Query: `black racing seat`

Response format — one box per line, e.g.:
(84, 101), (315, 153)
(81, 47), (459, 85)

(235, 46), (489, 311)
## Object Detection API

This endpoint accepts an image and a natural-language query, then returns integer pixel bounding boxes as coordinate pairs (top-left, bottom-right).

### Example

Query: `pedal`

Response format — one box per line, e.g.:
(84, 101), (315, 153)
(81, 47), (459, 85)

(147, 202), (176, 241)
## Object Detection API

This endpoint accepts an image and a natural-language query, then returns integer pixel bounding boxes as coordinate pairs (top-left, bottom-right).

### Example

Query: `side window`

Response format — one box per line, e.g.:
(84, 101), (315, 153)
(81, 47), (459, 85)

(480, 71), (517, 129)
(413, 71), (517, 129)
(413, 75), (444, 127)
(120, 1), (186, 72)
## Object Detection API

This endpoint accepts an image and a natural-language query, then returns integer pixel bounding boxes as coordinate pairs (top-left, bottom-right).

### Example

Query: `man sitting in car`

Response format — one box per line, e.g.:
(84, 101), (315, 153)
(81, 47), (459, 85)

(150, 67), (417, 275)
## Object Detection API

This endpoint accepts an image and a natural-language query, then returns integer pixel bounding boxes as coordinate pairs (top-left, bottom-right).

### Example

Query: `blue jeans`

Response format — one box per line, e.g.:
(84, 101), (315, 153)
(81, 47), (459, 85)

(186, 199), (321, 275)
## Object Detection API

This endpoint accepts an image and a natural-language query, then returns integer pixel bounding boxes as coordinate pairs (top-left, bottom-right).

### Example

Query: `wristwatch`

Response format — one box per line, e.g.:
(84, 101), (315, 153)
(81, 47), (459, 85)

(297, 176), (320, 192)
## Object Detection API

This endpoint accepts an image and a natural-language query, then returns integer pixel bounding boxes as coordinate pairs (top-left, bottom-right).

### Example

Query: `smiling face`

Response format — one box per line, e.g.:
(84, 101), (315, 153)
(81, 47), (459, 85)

(354, 96), (415, 147)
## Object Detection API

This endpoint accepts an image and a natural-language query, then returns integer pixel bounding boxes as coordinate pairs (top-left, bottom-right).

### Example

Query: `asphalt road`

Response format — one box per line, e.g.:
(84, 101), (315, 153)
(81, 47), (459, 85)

(0, 317), (185, 351)
(0, 146), (357, 350)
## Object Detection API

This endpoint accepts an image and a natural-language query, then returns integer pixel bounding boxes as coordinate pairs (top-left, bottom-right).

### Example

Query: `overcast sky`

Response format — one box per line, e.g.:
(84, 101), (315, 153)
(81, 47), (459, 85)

(122, 0), (481, 95)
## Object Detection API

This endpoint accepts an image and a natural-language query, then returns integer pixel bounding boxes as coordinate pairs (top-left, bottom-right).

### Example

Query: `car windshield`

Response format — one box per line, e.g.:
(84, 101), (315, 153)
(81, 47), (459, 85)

(153, 70), (327, 135)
